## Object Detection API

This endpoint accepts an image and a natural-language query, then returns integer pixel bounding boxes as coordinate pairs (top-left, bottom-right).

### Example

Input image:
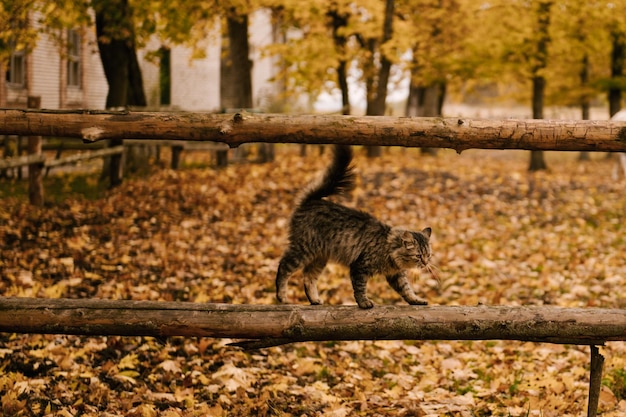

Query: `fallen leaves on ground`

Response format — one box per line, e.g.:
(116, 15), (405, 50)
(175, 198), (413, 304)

(1, 146), (626, 416)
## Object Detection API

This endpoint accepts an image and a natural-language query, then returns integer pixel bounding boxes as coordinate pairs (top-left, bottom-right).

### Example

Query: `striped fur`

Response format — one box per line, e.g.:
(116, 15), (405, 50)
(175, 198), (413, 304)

(276, 145), (432, 309)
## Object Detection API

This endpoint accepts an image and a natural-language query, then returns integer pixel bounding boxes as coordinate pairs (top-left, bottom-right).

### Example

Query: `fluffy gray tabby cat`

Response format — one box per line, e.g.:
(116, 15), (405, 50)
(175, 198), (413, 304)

(275, 145), (432, 309)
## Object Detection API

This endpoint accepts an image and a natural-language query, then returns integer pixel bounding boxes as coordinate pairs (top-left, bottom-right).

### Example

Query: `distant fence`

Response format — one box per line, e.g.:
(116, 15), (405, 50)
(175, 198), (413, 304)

(0, 139), (229, 171)
(0, 136), (232, 204)
(0, 144), (124, 170)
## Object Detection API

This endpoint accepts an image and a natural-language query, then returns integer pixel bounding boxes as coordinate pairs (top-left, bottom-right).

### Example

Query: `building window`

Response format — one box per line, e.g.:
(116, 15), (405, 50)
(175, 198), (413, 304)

(6, 49), (26, 87)
(67, 29), (81, 87)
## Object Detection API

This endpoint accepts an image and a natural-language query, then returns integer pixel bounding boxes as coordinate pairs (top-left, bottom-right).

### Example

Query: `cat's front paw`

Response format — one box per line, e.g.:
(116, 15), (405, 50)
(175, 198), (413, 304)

(357, 299), (375, 309)
(407, 298), (428, 306)
(276, 290), (288, 304)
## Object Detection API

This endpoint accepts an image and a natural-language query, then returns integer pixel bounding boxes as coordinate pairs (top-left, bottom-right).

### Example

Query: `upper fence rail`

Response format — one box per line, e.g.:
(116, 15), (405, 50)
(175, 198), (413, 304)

(1, 109), (626, 152)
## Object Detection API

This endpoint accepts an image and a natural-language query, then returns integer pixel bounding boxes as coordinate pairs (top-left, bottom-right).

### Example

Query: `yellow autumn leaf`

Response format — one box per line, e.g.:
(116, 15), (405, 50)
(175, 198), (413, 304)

(118, 353), (139, 370)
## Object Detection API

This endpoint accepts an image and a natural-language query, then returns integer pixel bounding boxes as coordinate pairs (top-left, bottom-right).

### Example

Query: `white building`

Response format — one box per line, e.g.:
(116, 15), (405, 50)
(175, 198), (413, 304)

(2, 11), (108, 109)
(2, 9), (282, 112)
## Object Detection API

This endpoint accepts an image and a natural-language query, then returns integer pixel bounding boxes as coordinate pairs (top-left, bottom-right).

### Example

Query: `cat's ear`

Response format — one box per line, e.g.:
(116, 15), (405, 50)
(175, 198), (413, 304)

(390, 228), (416, 247)
(391, 229), (415, 247)
(421, 227), (432, 238)
(401, 230), (414, 242)
(400, 230), (416, 249)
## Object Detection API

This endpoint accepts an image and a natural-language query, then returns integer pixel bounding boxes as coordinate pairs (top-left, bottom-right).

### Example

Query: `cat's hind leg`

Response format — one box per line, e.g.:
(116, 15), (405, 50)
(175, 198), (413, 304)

(386, 273), (427, 306)
(275, 250), (303, 303)
(303, 259), (326, 305)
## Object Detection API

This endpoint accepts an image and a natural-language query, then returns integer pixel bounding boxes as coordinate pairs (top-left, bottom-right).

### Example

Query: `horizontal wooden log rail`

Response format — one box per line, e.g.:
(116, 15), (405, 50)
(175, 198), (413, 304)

(0, 297), (613, 415)
(0, 146), (124, 170)
(1, 109), (626, 152)
(0, 140), (225, 171)
(0, 153), (45, 169)
(0, 297), (624, 347)
(34, 139), (226, 151)
(45, 145), (124, 168)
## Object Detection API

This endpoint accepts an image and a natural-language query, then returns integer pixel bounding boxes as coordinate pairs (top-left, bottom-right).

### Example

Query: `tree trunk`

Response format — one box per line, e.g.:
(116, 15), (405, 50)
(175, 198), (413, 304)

(529, 150), (547, 171)
(407, 80), (446, 156)
(93, 0), (146, 187)
(4, 111), (626, 153)
(529, 76), (548, 171)
(528, 1), (552, 172)
(337, 60), (350, 115)
(0, 62), (6, 107)
(93, 0), (147, 109)
(579, 54), (591, 161)
(309, 9), (351, 159)
(329, 9), (351, 116)
(609, 28), (625, 118)
(219, 13), (254, 166)
(220, 15), (253, 111)
(27, 96), (43, 205)
(410, 84), (446, 118)
(365, 0), (394, 158)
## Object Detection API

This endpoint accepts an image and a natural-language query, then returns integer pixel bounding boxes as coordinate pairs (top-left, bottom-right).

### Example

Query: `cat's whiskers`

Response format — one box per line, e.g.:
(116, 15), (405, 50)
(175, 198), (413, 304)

(427, 262), (441, 272)
(425, 263), (442, 288)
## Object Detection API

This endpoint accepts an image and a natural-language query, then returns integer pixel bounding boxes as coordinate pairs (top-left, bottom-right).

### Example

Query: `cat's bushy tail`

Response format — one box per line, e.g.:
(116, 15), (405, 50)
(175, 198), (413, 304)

(299, 145), (355, 204)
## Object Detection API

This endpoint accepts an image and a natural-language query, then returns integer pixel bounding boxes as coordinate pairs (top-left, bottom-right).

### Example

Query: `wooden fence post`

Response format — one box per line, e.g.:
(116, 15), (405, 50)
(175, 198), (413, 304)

(171, 145), (183, 169)
(587, 345), (605, 417)
(108, 138), (124, 188)
(27, 96), (43, 206)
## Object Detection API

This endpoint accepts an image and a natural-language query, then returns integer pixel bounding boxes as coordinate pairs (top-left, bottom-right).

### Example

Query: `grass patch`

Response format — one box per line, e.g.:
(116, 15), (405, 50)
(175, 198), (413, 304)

(0, 172), (107, 202)
(603, 368), (626, 400)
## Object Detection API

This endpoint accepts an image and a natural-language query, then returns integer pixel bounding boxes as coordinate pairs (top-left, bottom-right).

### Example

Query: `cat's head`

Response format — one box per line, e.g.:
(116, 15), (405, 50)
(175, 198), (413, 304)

(389, 227), (432, 270)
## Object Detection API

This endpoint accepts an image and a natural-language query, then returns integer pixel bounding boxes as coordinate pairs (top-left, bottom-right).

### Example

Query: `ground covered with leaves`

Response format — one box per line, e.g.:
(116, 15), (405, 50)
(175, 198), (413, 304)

(1, 147), (626, 416)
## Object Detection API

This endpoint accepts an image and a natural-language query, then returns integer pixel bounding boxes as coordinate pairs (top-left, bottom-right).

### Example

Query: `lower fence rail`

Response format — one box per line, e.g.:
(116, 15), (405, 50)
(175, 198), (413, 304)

(0, 297), (621, 416)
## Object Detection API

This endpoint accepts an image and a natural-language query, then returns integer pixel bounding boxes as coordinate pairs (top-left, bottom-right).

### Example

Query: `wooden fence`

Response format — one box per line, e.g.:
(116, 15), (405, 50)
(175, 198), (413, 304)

(0, 139), (228, 171)
(2, 109), (626, 416)
(1, 109), (626, 152)
(0, 136), (230, 204)
(0, 144), (125, 170)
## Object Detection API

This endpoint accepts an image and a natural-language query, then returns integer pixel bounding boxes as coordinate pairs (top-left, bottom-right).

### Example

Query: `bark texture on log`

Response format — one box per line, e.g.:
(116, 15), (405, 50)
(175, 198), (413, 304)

(1, 110), (626, 152)
(1, 297), (626, 347)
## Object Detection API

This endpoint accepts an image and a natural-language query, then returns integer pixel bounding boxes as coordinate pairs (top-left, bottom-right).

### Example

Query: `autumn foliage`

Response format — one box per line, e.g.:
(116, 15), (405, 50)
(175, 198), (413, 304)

(0, 146), (625, 415)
